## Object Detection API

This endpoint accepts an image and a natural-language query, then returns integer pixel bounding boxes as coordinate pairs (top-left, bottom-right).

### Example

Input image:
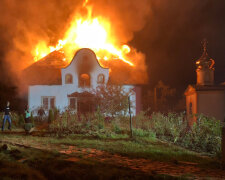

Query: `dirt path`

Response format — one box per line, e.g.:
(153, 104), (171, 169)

(1, 138), (225, 179)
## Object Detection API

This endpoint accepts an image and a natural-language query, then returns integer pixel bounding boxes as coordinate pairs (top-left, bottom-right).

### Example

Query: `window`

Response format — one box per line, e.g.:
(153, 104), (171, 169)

(42, 97), (48, 109)
(65, 74), (73, 84)
(42, 96), (55, 109)
(97, 74), (105, 84)
(69, 98), (77, 109)
(79, 73), (90, 88)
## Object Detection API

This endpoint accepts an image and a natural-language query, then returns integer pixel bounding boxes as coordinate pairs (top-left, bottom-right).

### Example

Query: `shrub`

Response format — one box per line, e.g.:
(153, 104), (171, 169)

(133, 128), (156, 138)
(181, 114), (221, 154)
(150, 112), (221, 154)
(53, 108), (59, 120)
(48, 108), (221, 154)
(132, 111), (150, 130)
(150, 112), (187, 142)
(31, 113), (35, 126)
(95, 107), (105, 130)
(18, 114), (25, 127)
(10, 112), (20, 128)
(48, 109), (54, 124)
(113, 123), (121, 134)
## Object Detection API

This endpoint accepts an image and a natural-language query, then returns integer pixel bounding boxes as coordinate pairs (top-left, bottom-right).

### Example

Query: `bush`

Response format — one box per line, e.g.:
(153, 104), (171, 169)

(31, 113), (35, 126)
(10, 112), (20, 128)
(48, 109), (221, 154)
(150, 112), (187, 142)
(132, 111), (151, 130)
(181, 114), (221, 154)
(18, 115), (25, 127)
(133, 128), (156, 138)
(113, 123), (121, 134)
(48, 109), (54, 124)
(149, 113), (221, 154)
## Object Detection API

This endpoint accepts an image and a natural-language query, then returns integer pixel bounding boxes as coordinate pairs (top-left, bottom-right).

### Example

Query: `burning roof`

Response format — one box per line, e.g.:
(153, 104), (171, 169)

(23, 48), (148, 85)
(22, 0), (148, 86)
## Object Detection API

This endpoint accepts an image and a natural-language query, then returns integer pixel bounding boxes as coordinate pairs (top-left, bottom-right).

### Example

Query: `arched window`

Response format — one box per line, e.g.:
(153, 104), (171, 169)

(79, 73), (90, 87)
(65, 74), (73, 84)
(97, 74), (105, 84)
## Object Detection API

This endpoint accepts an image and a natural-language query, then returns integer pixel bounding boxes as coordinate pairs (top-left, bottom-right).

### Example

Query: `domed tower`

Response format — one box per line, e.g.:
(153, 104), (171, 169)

(196, 39), (215, 85)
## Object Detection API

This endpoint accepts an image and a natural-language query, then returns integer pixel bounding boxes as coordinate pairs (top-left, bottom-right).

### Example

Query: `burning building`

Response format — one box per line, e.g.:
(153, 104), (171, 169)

(21, 0), (149, 115)
(23, 48), (143, 115)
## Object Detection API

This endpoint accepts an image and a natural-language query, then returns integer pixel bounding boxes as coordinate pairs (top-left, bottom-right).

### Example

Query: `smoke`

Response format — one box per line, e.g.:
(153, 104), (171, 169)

(88, 0), (151, 42)
(0, 0), (151, 90)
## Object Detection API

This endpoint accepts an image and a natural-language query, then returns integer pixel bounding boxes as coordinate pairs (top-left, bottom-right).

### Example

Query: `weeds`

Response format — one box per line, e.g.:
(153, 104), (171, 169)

(6, 109), (222, 155)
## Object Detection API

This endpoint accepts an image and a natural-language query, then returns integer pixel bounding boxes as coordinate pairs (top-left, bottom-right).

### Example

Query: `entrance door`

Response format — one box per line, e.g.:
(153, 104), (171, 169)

(77, 99), (94, 114)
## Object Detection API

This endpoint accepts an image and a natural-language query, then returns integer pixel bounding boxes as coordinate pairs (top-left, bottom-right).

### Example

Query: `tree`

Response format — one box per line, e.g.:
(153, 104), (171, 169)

(94, 85), (132, 117)
(48, 109), (54, 123)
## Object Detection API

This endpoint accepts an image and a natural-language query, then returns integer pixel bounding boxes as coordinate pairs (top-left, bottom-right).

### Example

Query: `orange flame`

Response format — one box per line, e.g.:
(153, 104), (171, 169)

(32, 0), (134, 66)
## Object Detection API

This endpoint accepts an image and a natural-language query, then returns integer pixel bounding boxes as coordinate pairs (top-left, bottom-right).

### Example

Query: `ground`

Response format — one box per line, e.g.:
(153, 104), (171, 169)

(0, 129), (225, 180)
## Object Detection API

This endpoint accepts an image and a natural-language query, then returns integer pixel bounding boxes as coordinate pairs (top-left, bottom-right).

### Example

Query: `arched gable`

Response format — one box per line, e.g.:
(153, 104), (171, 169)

(61, 48), (109, 87)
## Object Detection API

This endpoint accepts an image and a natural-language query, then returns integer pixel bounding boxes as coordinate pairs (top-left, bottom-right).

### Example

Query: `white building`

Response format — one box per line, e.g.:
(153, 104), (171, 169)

(185, 41), (225, 124)
(25, 48), (141, 116)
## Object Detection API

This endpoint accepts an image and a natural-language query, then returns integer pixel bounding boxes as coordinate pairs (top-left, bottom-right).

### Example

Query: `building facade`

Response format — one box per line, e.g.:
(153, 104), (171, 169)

(27, 48), (139, 116)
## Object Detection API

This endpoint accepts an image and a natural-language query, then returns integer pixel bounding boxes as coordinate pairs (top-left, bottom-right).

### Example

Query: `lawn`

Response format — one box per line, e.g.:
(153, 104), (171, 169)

(0, 142), (157, 180)
(0, 137), (190, 180)
(0, 132), (220, 168)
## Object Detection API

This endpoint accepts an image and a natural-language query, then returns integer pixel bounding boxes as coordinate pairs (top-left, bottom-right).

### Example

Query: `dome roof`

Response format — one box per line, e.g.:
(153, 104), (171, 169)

(196, 39), (215, 70)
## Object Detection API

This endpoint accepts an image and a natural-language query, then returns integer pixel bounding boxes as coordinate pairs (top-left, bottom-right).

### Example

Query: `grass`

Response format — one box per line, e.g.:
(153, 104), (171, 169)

(0, 142), (182, 180)
(0, 132), (220, 169)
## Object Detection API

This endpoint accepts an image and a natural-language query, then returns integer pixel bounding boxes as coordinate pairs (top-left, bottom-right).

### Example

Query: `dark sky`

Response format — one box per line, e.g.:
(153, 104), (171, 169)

(131, 0), (225, 91)
(0, 0), (224, 97)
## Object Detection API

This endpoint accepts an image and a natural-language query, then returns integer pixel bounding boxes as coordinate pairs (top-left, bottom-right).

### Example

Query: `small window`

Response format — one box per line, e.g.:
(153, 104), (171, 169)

(69, 98), (77, 109)
(97, 74), (105, 84)
(79, 73), (90, 88)
(65, 74), (73, 84)
(42, 96), (55, 110)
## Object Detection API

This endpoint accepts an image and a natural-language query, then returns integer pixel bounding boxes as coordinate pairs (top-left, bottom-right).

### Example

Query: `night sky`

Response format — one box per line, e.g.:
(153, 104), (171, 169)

(131, 0), (225, 90)
(0, 0), (224, 106)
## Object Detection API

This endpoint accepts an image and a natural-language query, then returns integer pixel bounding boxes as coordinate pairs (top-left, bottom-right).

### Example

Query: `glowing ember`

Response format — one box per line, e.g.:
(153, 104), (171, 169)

(32, 0), (134, 66)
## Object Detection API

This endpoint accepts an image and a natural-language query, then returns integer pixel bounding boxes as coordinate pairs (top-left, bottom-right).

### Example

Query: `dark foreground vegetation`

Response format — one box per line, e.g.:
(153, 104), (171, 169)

(49, 111), (221, 155)
(0, 110), (222, 179)
(0, 142), (191, 180)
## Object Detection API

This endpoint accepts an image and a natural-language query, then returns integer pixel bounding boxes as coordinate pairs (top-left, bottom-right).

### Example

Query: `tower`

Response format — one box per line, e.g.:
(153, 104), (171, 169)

(196, 39), (215, 85)
(185, 39), (225, 124)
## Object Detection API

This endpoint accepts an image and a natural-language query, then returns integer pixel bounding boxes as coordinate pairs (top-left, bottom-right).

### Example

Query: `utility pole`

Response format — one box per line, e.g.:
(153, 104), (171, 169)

(128, 96), (133, 138)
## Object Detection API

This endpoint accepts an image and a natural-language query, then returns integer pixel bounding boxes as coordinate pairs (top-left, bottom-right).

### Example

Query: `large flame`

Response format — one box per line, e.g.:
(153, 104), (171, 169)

(32, 0), (134, 67)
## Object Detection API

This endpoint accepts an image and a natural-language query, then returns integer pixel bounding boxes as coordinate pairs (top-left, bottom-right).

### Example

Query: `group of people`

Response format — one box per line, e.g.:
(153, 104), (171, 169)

(1, 101), (34, 134)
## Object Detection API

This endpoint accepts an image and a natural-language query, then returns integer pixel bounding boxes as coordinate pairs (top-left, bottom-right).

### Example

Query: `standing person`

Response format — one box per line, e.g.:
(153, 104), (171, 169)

(24, 105), (34, 134)
(25, 105), (31, 123)
(2, 101), (12, 131)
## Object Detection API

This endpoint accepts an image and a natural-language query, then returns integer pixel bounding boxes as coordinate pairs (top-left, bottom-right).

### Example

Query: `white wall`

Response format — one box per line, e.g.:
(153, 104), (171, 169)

(29, 49), (137, 116)
(197, 90), (225, 121)
(61, 49), (109, 89)
(29, 84), (137, 116)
